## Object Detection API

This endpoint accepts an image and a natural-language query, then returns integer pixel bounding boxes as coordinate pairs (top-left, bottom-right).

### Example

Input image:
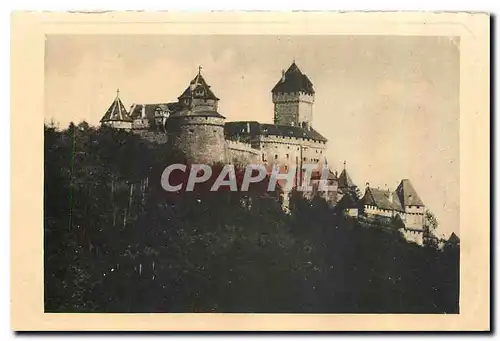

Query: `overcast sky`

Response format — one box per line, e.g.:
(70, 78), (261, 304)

(45, 35), (460, 237)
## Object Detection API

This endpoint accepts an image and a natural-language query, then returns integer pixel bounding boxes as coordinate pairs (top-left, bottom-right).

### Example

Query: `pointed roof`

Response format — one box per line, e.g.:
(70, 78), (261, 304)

(337, 192), (359, 209)
(178, 71), (219, 101)
(395, 179), (424, 207)
(447, 232), (460, 244)
(338, 168), (355, 189)
(271, 62), (315, 95)
(100, 89), (132, 122)
(171, 68), (224, 119)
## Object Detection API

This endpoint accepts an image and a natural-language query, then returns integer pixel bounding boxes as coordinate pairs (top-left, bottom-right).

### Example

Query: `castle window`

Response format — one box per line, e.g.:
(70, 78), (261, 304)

(274, 154), (278, 160)
(213, 130), (217, 133)
(189, 129), (194, 133)
(286, 154), (289, 159)
(303, 157), (307, 161)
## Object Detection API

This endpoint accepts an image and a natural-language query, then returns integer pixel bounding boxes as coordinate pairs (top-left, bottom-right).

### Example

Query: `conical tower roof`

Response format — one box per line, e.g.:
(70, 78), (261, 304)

(100, 89), (132, 122)
(338, 161), (355, 189)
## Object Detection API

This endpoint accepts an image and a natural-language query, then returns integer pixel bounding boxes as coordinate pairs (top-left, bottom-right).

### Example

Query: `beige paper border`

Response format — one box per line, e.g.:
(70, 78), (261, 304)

(11, 11), (490, 331)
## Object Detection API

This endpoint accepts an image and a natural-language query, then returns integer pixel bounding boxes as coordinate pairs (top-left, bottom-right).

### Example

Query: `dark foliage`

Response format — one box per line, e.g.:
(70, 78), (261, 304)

(44, 123), (459, 313)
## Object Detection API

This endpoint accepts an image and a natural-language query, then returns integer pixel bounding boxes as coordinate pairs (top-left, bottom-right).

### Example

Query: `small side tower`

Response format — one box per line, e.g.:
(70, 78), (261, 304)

(100, 89), (133, 129)
(272, 61), (315, 129)
(395, 179), (425, 229)
(166, 67), (227, 164)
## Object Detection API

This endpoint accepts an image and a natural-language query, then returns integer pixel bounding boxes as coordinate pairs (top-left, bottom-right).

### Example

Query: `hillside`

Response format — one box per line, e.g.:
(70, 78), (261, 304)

(44, 123), (459, 313)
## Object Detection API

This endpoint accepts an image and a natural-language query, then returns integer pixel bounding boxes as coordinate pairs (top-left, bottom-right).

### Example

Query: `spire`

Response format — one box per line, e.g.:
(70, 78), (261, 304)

(179, 67), (219, 101)
(338, 164), (355, 189)
(100, 89), (132, 123)
(193, 65), (203, 85)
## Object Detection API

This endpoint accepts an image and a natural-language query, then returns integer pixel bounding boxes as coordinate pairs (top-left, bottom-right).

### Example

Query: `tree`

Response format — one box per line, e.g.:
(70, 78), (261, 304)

(424, 210), (438, 232)
(44, 121), (460, 314)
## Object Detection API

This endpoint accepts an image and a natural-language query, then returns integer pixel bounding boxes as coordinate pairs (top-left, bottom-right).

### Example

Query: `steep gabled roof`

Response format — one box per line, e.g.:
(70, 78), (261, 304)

(129, 102), (178, 119)
(396, 179), (424, 207)
(271, 62), (315, 95)
(362, 187), (403, 211)
(100, 90), (132, 122)
(224, 121), (327, 143)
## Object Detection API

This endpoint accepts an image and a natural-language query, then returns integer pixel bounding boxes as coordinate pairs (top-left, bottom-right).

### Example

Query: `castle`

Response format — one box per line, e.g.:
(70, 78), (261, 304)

(100, 62), (428, 245)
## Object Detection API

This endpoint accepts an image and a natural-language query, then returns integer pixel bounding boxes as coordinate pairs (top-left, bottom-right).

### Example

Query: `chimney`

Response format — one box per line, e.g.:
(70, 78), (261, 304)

(246, 122), (251, 133)
(281, 69), (286, 82)
(141, 105), (146, 119)
(365, 182), (370, 188)
(385, 185), (393, 203)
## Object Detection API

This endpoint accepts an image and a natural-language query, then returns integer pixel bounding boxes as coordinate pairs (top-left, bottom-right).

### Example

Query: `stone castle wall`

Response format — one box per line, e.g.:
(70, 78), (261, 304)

(132, 129), (169, 144)
(404, 210), (425, 229)
(226, 140), (261, 166)
(254, 135), (326, 168)
(272, 92), (314, 126)
(400, 228), (424, 245)
(166, 116), (227, 164)
(132, 118), (150, 130)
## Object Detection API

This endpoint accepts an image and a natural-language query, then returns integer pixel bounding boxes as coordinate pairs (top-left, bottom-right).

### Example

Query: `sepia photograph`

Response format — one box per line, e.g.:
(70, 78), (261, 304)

(43, 33), (461, 313)
(11, 12), (489, 331)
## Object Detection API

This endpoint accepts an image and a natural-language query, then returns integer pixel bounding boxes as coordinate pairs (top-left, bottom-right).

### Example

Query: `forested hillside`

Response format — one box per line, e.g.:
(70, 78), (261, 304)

(44, 123), (459, 313)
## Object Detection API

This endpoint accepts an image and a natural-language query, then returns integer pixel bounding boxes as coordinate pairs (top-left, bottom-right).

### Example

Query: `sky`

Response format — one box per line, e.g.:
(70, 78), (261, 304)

(45, 35), (460, 237)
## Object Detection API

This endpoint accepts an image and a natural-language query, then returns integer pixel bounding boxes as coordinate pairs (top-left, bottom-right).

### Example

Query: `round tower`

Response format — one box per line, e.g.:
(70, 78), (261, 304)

(166, 67), (227, 165)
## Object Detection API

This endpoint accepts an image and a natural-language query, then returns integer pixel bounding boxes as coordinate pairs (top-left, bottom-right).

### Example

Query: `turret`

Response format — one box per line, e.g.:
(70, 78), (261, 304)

(166, 67), (227, 164)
